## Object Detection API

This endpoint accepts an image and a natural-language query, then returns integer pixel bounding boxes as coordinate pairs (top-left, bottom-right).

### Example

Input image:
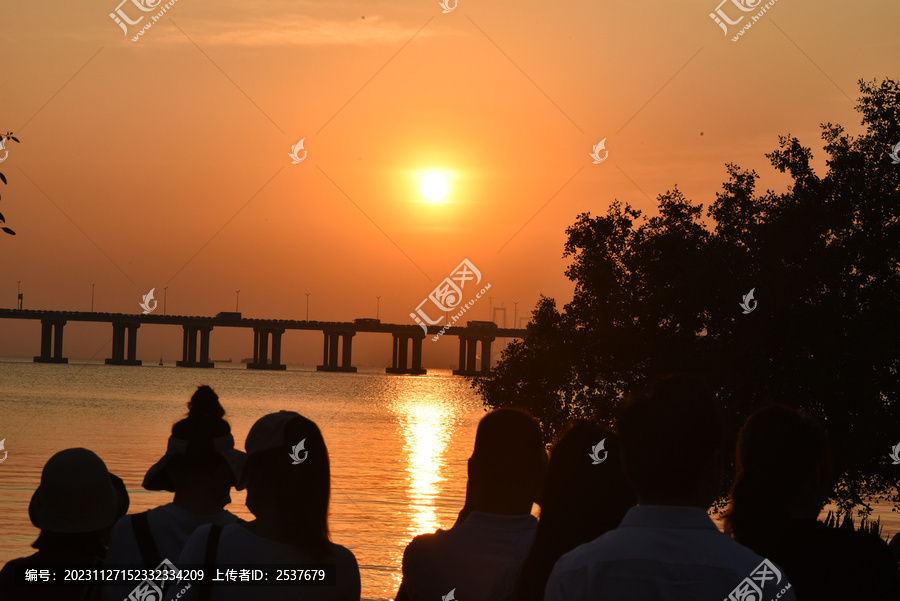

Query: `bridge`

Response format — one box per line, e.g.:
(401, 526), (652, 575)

(0, 309), (527, 376)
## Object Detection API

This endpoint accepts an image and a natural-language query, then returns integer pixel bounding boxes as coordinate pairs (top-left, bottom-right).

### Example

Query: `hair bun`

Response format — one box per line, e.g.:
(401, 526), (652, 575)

(188, 385), (225, 419)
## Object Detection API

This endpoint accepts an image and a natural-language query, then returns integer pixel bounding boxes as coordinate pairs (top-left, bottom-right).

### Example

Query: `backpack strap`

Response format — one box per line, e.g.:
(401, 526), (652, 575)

(131, 512), (162, 568)
(198, 524), (223, 601)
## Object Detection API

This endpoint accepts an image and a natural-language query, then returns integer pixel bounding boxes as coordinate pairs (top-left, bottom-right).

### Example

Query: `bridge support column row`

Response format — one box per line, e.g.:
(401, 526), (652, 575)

(176, 325), (214, 368)
(248, 327), (287, 370)
(34, 319), (68, 364)
(386, 332), (426, 375)
(317, 330), (357, 372)
(453, 335), (494, 376)
(105, 322), (142, 365)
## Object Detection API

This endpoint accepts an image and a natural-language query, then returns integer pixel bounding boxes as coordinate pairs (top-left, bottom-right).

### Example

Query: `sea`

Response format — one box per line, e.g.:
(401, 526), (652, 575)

(0, 359), (897, 600)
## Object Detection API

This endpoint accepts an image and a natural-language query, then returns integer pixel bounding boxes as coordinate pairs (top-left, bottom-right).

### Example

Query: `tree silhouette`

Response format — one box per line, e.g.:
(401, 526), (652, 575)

(475, 78), (900, 513)
(0, 131), (20, 236)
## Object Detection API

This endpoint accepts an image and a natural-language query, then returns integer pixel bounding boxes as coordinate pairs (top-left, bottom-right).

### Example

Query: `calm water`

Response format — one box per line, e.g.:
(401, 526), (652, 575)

(1, 360), (897, 600)
(0, 359), (485, 600)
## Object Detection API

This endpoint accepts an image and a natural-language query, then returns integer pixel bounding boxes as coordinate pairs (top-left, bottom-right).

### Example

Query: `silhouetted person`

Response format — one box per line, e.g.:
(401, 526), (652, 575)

(723, 404), (900, 600)
(511, 421), (635, 601)
(0, 448), (129, 601)
(166, 410), (360, 600)
(545, 375), (797, 600)
(103, 386), (245, 600)
(396, 408), (546, 601)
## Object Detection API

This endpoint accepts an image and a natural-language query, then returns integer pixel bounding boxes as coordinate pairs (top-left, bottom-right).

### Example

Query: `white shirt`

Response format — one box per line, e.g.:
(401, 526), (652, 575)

(103, 504), (239, 601)
(163, 523), (360, 601)
(401, 511), (538, 601)
(545, 505), (798, 601)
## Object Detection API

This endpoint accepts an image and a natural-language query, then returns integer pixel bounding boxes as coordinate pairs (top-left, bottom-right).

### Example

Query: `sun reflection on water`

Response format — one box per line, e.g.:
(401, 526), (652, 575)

(395, 394), (457, 538)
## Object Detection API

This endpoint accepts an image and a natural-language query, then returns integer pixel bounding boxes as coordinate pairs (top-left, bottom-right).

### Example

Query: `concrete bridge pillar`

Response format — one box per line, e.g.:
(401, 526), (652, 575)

(248, 327), (287, 370)
(453, 334), (495, 376)
(34, 319), (68, 364)
(176, 324), (214, 368)
(106, 322), (142, 365)
(386, 331), (427, 375)
(317, 330), (357, 372)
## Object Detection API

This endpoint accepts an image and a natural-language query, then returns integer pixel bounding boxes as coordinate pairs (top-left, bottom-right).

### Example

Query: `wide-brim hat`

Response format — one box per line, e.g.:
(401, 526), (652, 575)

(143, 434), (246, 492)
(29, 448), (129, 533)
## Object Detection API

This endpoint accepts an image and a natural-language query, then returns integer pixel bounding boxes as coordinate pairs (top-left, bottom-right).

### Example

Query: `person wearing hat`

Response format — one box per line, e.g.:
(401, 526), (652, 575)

(103, 386), (245, 601)
(0, 447), (129, 601)
(165, 410), (361, 601)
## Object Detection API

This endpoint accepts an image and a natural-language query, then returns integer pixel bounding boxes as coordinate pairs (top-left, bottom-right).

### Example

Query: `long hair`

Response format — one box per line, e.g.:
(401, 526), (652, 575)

(512, 421), (635, 601)
(245, 414), (331, 560)
(723, 404), (832, 544)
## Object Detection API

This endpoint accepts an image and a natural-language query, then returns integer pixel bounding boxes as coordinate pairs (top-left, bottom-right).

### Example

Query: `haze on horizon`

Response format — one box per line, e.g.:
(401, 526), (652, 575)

(0, 0), (896, 367)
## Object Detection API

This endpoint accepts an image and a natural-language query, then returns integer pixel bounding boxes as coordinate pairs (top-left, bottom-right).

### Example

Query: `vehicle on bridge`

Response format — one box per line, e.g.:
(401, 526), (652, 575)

(467, 320), (498, 329)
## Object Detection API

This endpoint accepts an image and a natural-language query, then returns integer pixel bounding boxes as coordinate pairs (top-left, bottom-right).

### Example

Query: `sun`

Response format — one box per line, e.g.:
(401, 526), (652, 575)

(421, 173), (449, 201)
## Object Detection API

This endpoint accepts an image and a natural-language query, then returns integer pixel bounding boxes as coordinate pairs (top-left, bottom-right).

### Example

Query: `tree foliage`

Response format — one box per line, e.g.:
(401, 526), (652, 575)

(0, 131), (21, 236)
(475, 78), (900, 513)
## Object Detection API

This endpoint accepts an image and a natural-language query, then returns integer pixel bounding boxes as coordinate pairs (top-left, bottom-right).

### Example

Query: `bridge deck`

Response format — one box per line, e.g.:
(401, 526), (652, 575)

(0, 308), (526, 337)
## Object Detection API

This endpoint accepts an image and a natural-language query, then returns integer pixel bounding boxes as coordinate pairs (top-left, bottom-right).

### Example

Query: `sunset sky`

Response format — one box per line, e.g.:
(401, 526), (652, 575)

(0, 0), (896, 366)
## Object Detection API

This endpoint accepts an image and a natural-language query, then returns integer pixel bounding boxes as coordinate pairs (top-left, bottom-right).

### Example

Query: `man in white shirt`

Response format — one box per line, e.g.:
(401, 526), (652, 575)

(396, 408), (546, 601)
(545, 375), (797, 601)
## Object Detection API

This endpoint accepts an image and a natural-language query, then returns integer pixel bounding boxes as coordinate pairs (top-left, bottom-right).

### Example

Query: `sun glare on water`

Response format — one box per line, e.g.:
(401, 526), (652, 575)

(421, 173), (449, 202)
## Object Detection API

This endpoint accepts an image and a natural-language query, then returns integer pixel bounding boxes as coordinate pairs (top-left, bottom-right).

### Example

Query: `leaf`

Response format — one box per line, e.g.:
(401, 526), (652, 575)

(0, 173), (6, 184)
(2, 227), (15, 235)
(10, 137), (19, 143)
(0, 211), (4, 222)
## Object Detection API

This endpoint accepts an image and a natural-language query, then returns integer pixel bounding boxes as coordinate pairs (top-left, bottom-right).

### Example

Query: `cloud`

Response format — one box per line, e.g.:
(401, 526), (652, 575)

(177, 14), (441, 46)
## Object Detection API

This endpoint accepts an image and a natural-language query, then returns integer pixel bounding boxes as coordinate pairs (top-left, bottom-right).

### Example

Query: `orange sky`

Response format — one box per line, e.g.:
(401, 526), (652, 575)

(0, 0), (896, 367)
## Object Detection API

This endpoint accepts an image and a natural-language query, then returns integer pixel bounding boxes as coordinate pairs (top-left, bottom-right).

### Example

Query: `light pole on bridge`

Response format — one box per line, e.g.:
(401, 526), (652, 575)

(305, 293), (310, 321)
(235, 290), (240, 313)
(16, 281), (21, 310)
(91, 284), (95, 312)
(164, 287), (168, 315)
(376, 296), (381, 320)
